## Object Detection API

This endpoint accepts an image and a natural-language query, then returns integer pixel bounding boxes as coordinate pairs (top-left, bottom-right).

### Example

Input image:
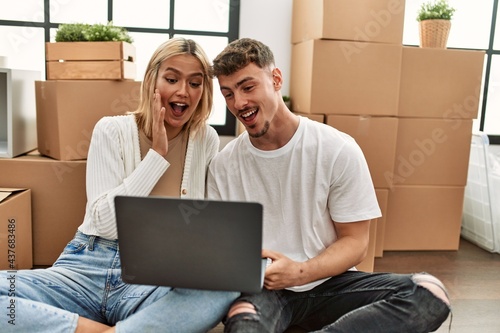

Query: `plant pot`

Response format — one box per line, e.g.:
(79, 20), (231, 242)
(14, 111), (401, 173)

(419, 19), (451, 49)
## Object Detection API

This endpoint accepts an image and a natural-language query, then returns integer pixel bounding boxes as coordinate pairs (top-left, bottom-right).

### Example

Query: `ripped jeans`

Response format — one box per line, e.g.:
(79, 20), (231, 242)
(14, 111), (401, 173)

(224, 271), (451, 333)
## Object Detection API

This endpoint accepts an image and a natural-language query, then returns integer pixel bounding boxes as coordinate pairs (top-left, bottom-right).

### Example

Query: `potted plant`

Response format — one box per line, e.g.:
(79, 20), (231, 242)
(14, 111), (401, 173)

(46, 22), (136, 80)
(416, 0), (456, 48)
(55, 22), (133, 43)
(282, 95), (291, 109)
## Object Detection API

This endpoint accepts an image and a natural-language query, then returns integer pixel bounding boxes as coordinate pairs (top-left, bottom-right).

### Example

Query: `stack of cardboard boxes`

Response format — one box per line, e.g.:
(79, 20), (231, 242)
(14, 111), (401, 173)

(290, 0), (485, 263)
(386, 47), (483, 251)
(0, 42), (141, 267)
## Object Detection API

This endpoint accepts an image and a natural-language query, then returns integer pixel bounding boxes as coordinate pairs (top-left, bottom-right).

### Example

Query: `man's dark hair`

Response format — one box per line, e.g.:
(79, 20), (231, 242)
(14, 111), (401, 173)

(212, 38), (275, 77)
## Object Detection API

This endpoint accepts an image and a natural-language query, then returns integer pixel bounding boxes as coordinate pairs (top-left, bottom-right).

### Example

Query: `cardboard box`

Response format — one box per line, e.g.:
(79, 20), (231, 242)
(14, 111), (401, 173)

(399, 47), (485, 119)
(0, 188), (32, 270)
(375, 188), (388, 257)
(292, 0), (405, 45)
(45, 42), (136, 80)
(0, 152), (86, 265)
(384, 185), (465, 251)
(356, 219), (377, 273)
(391, 118), (473, 186)
(0, 68), (41, 158)
(293, 112), (325, 123)
(352, 189), (388, 270)
(326, 115), (398, 188)
(35, 80), (141, 161)
(290, 40), (402, 116)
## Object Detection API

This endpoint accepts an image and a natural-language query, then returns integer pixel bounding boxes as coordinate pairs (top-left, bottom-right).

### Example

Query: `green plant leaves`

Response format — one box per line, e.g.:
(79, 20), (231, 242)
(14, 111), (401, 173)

(416, 0), (456, 22)
(54, 23), (90, 42)
(55, 22), (133, 43)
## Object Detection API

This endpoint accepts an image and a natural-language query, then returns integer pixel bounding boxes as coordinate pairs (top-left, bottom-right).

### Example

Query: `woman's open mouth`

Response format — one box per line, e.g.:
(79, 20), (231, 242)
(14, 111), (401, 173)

(170, 102), (188, 116)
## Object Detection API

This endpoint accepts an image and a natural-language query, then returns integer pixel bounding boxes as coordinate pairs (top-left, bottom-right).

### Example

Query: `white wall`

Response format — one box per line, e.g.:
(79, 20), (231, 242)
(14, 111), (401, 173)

(219, 0), (294, 148)
(239, 0), (294, 97)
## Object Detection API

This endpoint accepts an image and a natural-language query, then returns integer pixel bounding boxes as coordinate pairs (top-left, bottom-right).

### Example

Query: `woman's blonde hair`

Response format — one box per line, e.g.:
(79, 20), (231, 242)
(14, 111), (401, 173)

(133, 37), (213, 138)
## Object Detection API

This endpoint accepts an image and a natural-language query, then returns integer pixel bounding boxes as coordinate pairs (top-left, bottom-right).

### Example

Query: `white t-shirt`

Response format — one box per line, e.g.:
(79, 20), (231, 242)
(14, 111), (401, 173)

(207, 116), (381, 291)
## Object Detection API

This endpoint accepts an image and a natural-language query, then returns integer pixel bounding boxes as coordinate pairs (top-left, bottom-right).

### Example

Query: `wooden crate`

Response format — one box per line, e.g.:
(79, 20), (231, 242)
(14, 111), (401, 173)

(45, 41), (136, 80)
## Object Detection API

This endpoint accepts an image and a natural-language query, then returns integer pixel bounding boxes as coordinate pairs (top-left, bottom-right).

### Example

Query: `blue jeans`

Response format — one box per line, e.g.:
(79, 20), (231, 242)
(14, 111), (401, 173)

(224, 271), (451, 333)
(0, 231), (238, 333)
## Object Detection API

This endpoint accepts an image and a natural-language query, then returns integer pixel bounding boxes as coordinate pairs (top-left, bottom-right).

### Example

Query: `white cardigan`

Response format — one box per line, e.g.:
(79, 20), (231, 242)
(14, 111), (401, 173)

(78, 114), (220, 240)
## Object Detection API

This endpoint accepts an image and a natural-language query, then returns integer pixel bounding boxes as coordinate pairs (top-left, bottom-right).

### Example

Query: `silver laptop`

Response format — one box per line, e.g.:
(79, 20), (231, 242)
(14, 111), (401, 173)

(114, 196), (265, 293)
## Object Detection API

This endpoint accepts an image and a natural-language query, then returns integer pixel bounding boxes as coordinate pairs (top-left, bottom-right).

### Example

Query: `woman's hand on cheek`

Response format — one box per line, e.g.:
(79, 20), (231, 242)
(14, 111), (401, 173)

(151, 89), (168, 158)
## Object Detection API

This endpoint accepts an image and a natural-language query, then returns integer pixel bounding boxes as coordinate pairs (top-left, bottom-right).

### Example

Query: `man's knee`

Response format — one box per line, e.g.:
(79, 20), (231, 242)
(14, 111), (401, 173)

(412, 273), (450, 306)
(227, 301), (257, 318)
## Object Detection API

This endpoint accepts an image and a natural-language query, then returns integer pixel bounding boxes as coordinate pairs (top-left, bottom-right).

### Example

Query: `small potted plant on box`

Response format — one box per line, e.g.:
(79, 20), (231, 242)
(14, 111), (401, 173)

(55, 22), (133, 43)
(46, 22), (136, 80)
(417, 0), (456, 48)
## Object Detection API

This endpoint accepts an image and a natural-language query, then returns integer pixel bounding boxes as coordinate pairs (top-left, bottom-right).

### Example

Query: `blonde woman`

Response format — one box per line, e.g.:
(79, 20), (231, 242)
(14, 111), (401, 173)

(0, 38), (238, 333)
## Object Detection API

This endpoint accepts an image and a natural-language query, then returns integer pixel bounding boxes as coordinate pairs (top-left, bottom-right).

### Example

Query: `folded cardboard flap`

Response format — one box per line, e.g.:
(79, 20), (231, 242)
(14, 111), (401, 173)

(0, 188), (27, 202)
(0, 192), (10, 202)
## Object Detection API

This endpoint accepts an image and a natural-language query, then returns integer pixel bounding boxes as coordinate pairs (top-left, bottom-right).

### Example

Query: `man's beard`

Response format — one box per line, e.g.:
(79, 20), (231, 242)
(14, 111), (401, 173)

(248, 120), (270, 138)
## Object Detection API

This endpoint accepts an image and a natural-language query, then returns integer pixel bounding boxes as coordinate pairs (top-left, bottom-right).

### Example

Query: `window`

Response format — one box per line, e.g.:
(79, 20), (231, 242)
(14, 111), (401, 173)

(0, 0), (240, 135)
(403, 0), (500, 144)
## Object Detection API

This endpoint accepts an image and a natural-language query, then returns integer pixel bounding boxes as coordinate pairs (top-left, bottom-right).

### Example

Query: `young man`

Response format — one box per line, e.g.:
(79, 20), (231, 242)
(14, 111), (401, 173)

(207, 38), (451, 333)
